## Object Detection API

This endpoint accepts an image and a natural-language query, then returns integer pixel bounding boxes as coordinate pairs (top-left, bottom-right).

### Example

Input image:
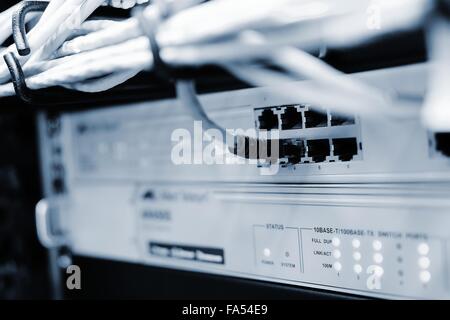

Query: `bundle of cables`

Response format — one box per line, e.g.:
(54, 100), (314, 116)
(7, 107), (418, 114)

(0, 0), (444, 144)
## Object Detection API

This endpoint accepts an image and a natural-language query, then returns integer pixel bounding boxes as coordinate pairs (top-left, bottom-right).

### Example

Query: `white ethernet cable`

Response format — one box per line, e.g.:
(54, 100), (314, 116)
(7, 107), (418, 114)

(36, 37), (150, 76)
(0, 50), (152, 94)
(156, 0), (430, 48)
(0, 35), (151, 96)
(61, 68), (141, 92)
(8, 20), (125, 78)
(0, 0), (105, 83)
(0, 48), (151, 96)
(39, 0), (65, 22)
(155, 0), (350, 47)
(53, 18), (141, 57)
(26, 0), (106, 64)
(25, 0), (427, 62)
(42, 0), (429, 66)
(176, 80), (226, 136)
(225, 62), (386, 117)
(271, 48), (394, 113)
(0, 0), (429, 121)
(0, 2), (23, 45)
(0, 0), (84, 81)
(54, 0), (430, 67)
(71, 19), (122, 35)
(61, 19), (121, 45)
(50, 0), (206, 58)
(422, 18), (450, 131)
(0, 0), (95, 48)
(161, 37), (396, 115)
(43, 0), (348, 58)
(0, 1), (46, 46)
(0, 34), (390, 118)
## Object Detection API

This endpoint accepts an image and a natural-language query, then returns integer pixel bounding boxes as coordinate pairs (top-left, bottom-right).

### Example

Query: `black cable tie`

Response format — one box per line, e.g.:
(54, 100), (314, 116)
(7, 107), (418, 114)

(3, 52), (82, 106)
(3, 52), (33, 104)
(12, 1), (49, 56)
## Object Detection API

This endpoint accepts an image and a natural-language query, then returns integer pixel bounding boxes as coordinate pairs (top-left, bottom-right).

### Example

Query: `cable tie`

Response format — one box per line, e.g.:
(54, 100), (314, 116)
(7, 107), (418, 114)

(12, 1), (49, 56)
(3, 52), (33, 103)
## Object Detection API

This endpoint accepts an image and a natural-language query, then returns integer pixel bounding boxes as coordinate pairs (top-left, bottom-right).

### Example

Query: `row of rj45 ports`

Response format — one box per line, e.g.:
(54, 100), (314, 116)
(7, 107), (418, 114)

(257, 105), (355, 131)
(275, 137), (360, 165)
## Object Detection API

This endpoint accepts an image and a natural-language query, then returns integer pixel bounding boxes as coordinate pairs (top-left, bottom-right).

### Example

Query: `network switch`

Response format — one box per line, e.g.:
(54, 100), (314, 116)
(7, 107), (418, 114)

(36, 63), (450, 299)
(0, 0), (444, 302)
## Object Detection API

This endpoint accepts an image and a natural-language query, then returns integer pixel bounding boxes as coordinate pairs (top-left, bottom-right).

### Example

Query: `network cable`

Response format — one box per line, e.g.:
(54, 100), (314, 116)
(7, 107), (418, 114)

(0, 0), (439, 128)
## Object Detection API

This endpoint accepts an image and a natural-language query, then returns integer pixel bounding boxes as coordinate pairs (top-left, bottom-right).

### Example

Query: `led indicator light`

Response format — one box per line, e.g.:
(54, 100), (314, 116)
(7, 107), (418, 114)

(373, 253), (383, 264)
(418, 243), (430, 256)
(352, 239), (361, 249)
(333, 249), (341, 259)
(418, 256), (430, 269)
(333, 262), (342, 272)
(419, 270), (431, 283)
(372, 240), (382, 251)
(332, 237), (340, 247)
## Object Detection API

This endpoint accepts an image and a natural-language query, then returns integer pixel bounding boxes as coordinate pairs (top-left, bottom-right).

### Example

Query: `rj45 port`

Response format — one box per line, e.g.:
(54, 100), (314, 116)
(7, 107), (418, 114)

(307, 139), (330, 163)
(281, 107), (303, 130)
(258, 109), (279, 131)
(279, 139), (305, 165)
(304, 109), (328, 128)
(332, 138), (358, 162)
